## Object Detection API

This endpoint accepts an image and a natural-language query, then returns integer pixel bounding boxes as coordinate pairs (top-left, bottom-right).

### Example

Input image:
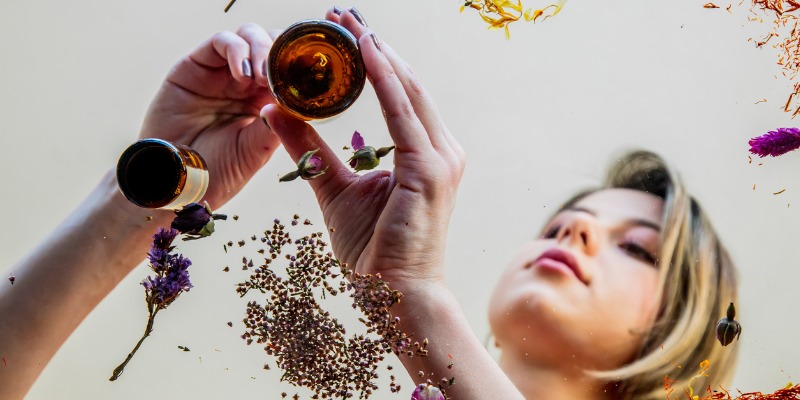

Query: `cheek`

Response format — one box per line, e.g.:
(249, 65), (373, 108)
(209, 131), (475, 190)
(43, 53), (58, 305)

(595, 265), (661, 338)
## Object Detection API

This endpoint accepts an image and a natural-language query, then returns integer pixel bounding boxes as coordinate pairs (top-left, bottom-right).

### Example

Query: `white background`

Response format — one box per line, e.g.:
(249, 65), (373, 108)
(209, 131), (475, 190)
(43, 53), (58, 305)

(1, 0), (799, 398)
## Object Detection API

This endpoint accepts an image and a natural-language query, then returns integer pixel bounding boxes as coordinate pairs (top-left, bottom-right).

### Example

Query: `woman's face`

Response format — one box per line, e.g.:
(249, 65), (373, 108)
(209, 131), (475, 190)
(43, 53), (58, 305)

(488, 188), (663, 371)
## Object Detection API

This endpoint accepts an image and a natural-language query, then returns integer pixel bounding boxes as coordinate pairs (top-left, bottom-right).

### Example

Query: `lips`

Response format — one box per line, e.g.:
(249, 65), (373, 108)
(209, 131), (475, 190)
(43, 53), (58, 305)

(530, 248), (588, 284)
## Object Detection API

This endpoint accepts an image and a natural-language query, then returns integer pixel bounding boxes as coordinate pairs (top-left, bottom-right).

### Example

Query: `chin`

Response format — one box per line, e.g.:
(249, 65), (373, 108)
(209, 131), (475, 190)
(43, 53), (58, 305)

(489, 282), (582, 360)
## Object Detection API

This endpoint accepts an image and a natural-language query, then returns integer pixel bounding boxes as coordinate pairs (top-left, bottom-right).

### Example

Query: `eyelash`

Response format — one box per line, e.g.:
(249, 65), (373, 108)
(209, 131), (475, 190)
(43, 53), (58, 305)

(619, 242), (657, 265)
(542, 225), (560, 239)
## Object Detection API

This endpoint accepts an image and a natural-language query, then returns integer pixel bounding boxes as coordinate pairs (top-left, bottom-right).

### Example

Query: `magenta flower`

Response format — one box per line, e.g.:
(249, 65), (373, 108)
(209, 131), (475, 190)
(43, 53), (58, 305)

(348, 131), (395, 172)
(411, 383), (445, 400)
(749, 127), (800, 157)
(280, 148), (327, 182)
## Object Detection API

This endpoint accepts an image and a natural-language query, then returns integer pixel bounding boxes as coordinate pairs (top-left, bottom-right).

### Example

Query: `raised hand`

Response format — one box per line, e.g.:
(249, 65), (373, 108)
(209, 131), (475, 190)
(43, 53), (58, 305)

(140, 24), (281, 209)
(262, 8), (466, 288)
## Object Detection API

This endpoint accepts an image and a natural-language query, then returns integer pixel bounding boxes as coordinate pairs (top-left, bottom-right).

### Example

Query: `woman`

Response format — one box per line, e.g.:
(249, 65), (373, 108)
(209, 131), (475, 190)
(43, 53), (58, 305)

(1, 6), (738, 400)
(487, 152), (739, 399)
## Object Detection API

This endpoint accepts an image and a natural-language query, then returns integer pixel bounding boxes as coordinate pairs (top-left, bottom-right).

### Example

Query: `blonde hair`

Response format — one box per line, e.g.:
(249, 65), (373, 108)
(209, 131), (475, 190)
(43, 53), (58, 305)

(565, 150), (740, 399)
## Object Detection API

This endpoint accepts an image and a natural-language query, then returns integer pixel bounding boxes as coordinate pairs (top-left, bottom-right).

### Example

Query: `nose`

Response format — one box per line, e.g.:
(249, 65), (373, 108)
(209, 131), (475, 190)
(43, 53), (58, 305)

(556, 213), (599, 256)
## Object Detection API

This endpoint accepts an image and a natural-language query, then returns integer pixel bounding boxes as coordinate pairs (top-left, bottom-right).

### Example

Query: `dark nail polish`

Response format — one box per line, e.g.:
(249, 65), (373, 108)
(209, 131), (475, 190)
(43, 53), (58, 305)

(261, 117), (271, 130)
(349, 7), (367, 27)
(242, 59), (253, 77)
(262, 59), (267, 77)
(332, 6), (343, 15)
(369, 33), (381, 51)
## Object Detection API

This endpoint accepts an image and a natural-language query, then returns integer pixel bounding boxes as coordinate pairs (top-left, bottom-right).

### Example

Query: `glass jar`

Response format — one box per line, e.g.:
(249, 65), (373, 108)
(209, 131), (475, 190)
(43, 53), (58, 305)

(116, 138), (208, 209)
(267, 19), (367, 120)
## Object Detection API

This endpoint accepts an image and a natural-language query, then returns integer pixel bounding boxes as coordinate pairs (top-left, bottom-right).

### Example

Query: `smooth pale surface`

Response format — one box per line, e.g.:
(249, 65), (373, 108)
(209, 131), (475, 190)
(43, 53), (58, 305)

(0, 0), (797, 398)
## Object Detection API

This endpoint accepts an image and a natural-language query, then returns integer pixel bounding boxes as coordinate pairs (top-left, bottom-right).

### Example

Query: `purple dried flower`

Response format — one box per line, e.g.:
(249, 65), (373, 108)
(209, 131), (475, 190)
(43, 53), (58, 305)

(142, 254), (192, 307)
(111, 224), (200, 381)
(347, 131), (395, 172)
(147, 247), (170, 272)
(411, 383), (445, 400)
(280, 148), (328, 182)
(172, 202), (227, 240)
(749, 127), (800, 157)
(153, 227), (178, 250)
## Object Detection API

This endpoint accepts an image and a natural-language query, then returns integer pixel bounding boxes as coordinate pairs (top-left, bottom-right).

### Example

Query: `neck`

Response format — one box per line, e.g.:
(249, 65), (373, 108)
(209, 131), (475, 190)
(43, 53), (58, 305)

(499, 352), (609, 400)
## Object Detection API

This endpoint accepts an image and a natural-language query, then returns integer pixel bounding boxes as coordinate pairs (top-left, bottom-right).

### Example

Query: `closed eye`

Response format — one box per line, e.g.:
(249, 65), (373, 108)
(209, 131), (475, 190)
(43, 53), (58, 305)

(619, 242), (657, 265)
(542, 225), (560, 239)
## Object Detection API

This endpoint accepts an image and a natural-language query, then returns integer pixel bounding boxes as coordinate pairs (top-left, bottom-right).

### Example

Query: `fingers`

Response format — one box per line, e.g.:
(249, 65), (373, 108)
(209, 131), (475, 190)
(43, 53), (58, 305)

(261, 104), (351, 193)
(336, 10), (452, 155)
(236, 23), (274, 87)
(169, 24), (275, 94)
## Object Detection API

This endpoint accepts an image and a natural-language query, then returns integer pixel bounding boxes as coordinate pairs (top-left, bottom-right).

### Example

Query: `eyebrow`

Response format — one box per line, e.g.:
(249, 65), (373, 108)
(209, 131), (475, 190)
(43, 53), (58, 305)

(566, 206), (662, 232)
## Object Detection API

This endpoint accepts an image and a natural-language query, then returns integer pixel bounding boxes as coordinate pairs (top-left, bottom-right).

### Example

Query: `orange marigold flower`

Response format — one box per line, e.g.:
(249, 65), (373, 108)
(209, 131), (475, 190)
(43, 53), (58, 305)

(459, 0), (567, 39)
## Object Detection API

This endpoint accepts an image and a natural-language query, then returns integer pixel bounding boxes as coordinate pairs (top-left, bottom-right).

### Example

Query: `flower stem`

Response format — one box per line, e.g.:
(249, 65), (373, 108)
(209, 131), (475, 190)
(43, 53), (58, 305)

(109, 308), (159, 381)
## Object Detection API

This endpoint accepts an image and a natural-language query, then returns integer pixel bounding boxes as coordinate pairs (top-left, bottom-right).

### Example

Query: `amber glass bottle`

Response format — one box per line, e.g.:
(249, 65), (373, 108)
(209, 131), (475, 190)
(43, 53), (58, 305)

(116, 138), (208, 209)
(268, 20), (366, 120)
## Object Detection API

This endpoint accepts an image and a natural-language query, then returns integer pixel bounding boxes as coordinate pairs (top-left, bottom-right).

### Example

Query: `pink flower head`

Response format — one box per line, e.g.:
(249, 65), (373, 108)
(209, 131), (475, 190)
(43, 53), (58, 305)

(749, 127), (800, 157)
(351, 131), (366, 151)
(411, 383), (445, 400)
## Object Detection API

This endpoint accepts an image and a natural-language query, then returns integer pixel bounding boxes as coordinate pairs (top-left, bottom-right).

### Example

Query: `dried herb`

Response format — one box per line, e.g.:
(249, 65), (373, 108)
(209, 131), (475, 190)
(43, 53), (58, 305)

(109, 203), (226, 381)
(233, 217), (441, 399)
(110, 227), (192, 381)
(347, 131), (395, 172)
(279, 149), (327, 182)
(459, 0), (567, 39)
(715, 303), (742, 347)
(664, 360), (800, 399)
(745, 0), (800, 116)
(748, 127), (800, 157)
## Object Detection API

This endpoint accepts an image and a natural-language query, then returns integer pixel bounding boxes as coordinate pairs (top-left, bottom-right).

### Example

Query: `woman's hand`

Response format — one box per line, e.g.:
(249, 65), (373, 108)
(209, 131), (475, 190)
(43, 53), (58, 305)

(140, 23), (282, 209)
(262, 8), (466, 288)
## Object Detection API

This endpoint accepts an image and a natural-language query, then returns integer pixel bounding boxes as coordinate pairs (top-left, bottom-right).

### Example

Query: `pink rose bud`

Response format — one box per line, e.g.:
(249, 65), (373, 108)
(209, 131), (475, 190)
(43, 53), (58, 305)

(411, 383), (445, 400)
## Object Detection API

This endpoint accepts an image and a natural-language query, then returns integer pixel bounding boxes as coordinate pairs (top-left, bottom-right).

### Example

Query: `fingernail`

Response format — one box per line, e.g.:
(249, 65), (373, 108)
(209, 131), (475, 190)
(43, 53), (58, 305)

(369, 33), (381, 51)
(261, 117), (271, 130)
(242, 58), (253, 77)
(332, 6), (343, 15)
(349, 7), (368, 27)
(262, 59), (267, 77)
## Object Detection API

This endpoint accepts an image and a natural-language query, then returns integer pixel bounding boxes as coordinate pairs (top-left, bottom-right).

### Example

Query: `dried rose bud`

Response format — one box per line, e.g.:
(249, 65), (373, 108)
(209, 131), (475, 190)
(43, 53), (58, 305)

(347, 131), (395, 172)
(411, 383), (445, 400)
(280, 148), (327, 182)
(172, 201), (227, 240)
(716, 302), (742, 346)
(8, 275), (15, 285)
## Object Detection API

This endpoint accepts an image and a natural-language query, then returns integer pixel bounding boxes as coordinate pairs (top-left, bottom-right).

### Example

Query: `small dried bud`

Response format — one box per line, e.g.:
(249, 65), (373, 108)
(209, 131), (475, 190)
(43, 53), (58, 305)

(716, 302), (742, 346)
(411, 383), (445, 400)
(279, 148), (327, 182)
(172, 201), (227, 240)
(347, 131), (394, 172)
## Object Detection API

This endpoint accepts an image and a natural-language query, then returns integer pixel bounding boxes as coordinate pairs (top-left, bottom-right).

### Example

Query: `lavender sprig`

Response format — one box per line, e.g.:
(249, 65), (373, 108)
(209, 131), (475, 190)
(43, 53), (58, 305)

(749, 127), (800, 157)
(110, 227), (193, 381)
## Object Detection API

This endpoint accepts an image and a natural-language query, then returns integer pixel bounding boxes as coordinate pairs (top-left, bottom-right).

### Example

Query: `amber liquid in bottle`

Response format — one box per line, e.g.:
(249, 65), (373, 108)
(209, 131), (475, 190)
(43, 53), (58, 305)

(268, 20), (366, 120)
(116, 138), (208, 209)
